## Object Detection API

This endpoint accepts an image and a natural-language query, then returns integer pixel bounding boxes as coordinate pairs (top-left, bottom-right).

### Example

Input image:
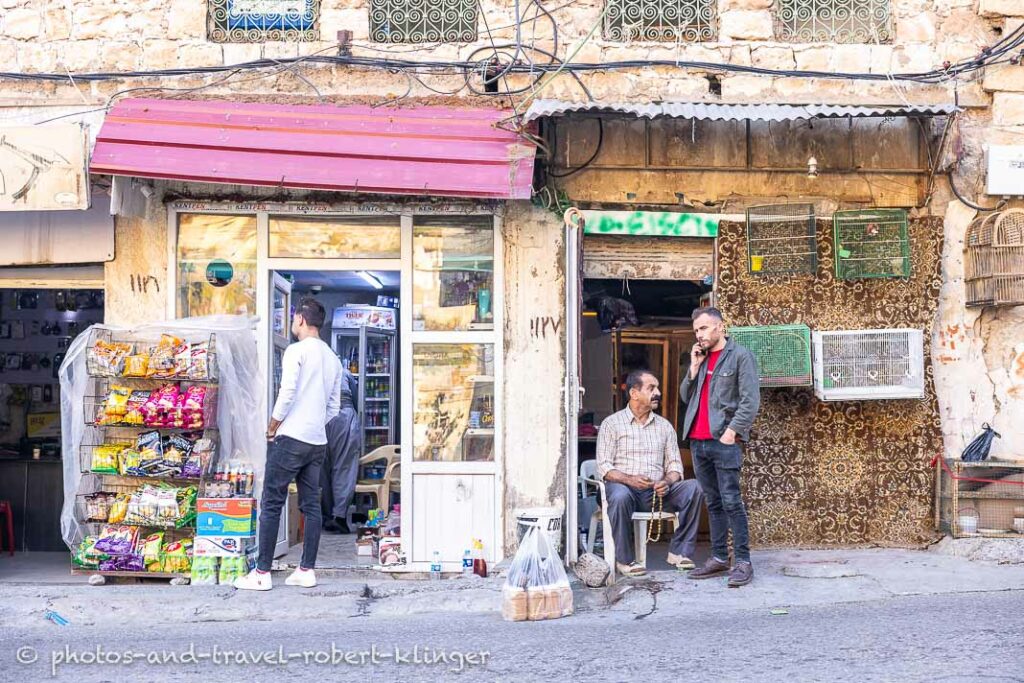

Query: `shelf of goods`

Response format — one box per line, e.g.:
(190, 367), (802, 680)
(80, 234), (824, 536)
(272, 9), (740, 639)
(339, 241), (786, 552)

(72, 330), (221, 580)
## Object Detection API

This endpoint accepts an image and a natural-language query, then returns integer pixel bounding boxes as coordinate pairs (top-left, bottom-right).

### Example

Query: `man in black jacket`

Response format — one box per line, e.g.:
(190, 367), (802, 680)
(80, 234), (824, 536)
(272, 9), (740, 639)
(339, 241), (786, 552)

(679, 307), (761, 587)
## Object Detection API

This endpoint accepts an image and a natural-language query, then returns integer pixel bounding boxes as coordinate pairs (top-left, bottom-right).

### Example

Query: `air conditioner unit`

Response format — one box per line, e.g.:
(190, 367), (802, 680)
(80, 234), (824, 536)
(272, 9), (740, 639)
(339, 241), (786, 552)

(812, 329), (924, 401)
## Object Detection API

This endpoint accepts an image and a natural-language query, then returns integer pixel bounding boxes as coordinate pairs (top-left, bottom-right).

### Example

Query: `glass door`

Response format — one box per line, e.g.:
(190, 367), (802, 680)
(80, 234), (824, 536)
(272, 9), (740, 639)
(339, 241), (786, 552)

(268, 271), (292, 558)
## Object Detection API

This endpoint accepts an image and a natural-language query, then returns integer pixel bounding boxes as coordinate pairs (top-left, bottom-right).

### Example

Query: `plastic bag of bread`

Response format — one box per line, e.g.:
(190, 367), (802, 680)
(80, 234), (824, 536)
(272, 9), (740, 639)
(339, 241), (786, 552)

(501, 525), (574, 622)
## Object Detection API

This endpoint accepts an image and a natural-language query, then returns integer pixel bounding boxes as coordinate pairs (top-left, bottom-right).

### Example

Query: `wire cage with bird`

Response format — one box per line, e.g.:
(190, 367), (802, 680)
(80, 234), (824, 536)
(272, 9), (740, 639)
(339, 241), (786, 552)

(745, 203), (817, 276)
(730, 324), (812, 387)
(833, 209), (911, 280)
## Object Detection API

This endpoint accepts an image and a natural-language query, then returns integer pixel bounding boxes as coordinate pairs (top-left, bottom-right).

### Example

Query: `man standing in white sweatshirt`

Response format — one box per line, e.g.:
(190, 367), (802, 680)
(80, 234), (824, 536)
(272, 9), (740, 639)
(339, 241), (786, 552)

(236, 297), (342, 591)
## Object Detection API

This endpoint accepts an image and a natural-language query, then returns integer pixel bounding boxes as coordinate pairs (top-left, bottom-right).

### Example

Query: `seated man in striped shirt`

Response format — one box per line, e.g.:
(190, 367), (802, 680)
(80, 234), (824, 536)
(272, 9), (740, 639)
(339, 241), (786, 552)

(596, 369), (704, 578)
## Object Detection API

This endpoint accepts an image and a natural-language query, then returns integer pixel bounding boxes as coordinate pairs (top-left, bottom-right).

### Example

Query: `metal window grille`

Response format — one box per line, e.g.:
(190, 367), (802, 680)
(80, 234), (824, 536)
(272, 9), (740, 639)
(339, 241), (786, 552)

(833, 208), (910, 280)
(812, 328), (924, 401)
(745, 203), (817, 276)
(209, 0), (319, 42)
(730, 324), (812, 387)
(936, 458), (1024, 538)
(603, 0), (717, 42)
(775, 0), (892, 43)
(369, 0), (479, 43)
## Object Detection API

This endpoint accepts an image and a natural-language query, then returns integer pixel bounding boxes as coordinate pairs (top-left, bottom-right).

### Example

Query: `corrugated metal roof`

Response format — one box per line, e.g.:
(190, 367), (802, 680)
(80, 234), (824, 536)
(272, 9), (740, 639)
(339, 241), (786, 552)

(523, 100), (958, 122)
(91, 99), (536, 199)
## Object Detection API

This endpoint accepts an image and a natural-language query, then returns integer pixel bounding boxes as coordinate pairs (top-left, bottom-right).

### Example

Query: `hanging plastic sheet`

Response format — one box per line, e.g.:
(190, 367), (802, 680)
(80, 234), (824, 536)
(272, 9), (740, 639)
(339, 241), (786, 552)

(59, 315), (264, 549)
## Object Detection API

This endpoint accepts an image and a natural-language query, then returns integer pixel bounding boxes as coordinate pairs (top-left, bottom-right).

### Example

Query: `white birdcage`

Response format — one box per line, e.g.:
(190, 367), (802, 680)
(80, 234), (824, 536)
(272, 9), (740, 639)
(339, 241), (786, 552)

(811, 329), (925, 401)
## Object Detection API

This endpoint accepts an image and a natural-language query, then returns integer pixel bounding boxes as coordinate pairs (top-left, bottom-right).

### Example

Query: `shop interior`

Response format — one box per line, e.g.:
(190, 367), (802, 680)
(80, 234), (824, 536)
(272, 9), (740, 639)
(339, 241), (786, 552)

(577, 278), (712, 570)
(0, 288), (104, 553)
(273, 270), (402, 568)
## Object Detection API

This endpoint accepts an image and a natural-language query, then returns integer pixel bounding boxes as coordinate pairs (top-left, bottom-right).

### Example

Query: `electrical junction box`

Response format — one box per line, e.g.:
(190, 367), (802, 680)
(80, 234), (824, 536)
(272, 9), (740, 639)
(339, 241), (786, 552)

(987, 145), (1024, 196)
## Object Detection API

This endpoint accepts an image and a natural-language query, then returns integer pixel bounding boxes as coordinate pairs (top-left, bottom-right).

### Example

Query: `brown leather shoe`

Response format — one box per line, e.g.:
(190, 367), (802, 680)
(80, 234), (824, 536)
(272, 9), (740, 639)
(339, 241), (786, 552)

(687, 557), (730, 580)
(728, 561), (754, 587)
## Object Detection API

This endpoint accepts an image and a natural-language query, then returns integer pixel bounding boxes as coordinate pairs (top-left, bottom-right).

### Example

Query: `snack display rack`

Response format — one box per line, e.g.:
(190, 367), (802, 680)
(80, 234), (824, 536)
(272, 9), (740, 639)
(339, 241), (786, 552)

(70, 328), (221, 581)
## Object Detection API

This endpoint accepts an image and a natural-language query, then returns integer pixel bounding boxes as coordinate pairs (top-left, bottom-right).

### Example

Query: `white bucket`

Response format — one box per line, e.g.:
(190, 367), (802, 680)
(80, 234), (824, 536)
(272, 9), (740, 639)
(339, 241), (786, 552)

(515, 507), (564, 554)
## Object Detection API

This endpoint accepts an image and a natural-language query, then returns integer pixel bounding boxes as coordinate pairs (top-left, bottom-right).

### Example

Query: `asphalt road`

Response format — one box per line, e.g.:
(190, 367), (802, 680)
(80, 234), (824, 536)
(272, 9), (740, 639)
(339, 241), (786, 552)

(3, 591), (1022, 683)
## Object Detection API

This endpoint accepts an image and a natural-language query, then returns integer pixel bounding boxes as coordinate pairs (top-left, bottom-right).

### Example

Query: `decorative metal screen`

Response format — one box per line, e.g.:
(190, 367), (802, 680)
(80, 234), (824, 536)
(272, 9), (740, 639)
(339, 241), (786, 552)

(370, 0), (479, 43)
(833, 209), (910, 280)
(775, 0), (892, 43)
(730, 324), (812, 387)
(603, 0), (717, 42)
(745, 203), (817, 276)
(209, 0), (319, 42)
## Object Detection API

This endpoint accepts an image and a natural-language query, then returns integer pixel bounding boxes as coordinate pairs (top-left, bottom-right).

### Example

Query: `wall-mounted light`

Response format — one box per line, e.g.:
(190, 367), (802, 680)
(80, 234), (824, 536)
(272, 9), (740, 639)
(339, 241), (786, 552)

(357, 271), (384, 290)
(807, 156), (819, 179)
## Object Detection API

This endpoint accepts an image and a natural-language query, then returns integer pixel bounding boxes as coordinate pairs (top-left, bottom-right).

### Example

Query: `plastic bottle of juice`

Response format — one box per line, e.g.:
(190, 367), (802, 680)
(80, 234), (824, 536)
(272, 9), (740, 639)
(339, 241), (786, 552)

(472, 539), (488, 578)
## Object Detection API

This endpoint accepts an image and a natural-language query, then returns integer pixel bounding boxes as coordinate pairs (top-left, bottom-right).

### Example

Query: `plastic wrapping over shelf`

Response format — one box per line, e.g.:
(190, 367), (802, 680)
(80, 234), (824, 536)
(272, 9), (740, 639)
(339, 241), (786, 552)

(60, 316), (265, 551)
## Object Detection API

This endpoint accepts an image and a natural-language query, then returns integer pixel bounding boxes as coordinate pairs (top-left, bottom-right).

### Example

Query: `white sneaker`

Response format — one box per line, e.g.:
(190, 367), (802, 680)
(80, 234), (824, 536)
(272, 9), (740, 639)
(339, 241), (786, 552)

(285, 567), (317, 588)
(233, 569), (272, 591)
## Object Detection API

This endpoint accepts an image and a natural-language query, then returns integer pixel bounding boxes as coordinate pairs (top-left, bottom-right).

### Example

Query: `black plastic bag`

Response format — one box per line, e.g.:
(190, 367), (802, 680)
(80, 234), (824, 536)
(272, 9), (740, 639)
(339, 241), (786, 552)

(962, 423), (1000, 462)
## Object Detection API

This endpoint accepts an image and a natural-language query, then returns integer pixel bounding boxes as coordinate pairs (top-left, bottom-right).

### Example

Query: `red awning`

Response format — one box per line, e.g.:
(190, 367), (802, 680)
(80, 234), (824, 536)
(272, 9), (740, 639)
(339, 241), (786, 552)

(90, 98), (536, 199)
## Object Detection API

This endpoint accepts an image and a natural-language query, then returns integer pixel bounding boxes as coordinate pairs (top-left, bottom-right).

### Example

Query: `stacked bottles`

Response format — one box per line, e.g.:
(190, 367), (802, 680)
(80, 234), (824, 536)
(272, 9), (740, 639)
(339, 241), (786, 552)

(208, 460), (254, 497)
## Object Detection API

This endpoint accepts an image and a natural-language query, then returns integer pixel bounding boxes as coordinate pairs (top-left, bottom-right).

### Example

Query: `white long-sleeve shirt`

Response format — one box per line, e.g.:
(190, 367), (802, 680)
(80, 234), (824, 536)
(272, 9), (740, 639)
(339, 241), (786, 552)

(272, 336), (343, 445)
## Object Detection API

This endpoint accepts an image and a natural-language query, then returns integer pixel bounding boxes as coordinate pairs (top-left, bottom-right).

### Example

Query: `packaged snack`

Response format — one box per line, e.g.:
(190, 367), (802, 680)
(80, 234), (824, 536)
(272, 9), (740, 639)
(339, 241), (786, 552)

(218, 555), (251, 585)
(89, 340), (133, 376)
(141, 532), (165, 571)
(72, 536), (108, 568)
(100, 553), (144, 572)
(161, 538), (193, 573)
(94, 525), (139, 556)
(107, 493), (129, 524)
(149, 335), (186, 378)
(124, 391), (150, 426)
(100, 385), (131, 425)
(156, 488), (180, 524)
(188, 342), (212, 380)
(90, 445), (121, 474)
(176, 486), (198, 526)
(190, 556), (219, 585)
(163, 434), (193, 469)
(174, 345), (192, 379)
(123, 354), (150, 378)
(85, 493), (113, 522)
(119, 448), (142, 476)
(137, 430), (163, 461)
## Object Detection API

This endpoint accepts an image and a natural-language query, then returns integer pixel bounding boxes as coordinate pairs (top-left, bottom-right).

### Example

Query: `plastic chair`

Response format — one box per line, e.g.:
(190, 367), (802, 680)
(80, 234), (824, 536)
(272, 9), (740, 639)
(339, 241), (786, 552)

(578, 464), (679, 583)
(0, 500), (14, 556)
(346, 445), (400, 527)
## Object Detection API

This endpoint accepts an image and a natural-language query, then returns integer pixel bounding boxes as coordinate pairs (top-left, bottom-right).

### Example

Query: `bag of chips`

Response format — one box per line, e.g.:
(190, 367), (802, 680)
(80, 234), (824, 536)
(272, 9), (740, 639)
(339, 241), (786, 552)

(141, 532), (165, 571)
(99, 385), (131, 425)
(161, 538), (193, 573)
(88, 340), (133, 377)
(123, 354), (150, 378)
(188, 342), (212, 380)
(90, 444), (121, 474)
(107, 493), (129, 524)
(94, 525), (139, 556)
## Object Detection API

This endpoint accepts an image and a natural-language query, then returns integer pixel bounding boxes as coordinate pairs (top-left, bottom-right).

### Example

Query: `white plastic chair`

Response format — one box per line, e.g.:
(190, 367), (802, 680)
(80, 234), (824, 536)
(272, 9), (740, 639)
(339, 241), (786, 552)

(579, 459), (679, 584)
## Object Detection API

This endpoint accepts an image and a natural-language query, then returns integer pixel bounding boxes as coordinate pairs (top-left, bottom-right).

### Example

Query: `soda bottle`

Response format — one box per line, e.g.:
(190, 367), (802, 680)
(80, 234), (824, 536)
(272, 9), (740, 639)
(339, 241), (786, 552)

(472, 539), (488, 578)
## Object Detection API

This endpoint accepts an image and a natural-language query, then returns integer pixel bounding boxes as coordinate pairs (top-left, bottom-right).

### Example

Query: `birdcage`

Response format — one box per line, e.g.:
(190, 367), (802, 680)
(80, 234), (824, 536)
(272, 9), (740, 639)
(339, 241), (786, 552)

(811, 328), (924, 401)
(991, 209), (1024, 307)
(745, 204), (817, 275)
(935, 457), (1024, 538)
(730, 324), (812, 387)
(964, 213), (997, 307)
(833, 209), (911, 280)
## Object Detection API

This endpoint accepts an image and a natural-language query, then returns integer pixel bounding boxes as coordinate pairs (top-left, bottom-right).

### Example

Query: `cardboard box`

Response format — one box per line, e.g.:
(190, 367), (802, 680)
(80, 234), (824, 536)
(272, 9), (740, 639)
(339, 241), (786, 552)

(378, 535), (404, 566)
(356, 537), (378, 557)
(197, 498), (257, 536)
(194, 535), (256, 558)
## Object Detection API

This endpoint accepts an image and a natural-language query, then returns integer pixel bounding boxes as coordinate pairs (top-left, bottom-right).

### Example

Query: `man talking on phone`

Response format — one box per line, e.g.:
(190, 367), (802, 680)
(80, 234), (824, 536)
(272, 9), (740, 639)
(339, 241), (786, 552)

(680, 307), (760, 587)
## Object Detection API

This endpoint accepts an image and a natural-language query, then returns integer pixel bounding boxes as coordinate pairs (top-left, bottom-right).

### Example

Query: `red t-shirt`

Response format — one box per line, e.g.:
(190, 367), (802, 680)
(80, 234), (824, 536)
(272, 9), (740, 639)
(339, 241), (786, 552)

(688, 349), (722, 440)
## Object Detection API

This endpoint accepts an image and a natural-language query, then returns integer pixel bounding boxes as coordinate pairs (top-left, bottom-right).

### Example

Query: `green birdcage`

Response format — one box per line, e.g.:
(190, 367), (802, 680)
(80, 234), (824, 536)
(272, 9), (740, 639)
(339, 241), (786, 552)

(745, 203), (817, 276)
(730, 324), (812, 387)
(833, 209), (911, 280)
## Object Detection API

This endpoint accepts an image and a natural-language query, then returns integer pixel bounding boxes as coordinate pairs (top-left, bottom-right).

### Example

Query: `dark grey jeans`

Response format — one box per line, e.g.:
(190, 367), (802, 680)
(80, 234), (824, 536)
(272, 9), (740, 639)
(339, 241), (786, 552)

(691, 439), (751, 564)
(604, 479), (704, 565)
(257, 435), (326, 572)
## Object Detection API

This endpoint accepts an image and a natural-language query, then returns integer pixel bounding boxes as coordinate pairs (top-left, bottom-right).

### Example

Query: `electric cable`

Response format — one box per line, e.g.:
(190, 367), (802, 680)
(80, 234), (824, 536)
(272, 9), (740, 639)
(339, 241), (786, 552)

(947, 170), (1007, 213)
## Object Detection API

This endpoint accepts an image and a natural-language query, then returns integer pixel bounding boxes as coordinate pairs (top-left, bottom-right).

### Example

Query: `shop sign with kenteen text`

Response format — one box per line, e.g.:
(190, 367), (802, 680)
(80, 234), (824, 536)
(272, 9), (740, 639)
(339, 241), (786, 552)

(582, 210), (719, 238)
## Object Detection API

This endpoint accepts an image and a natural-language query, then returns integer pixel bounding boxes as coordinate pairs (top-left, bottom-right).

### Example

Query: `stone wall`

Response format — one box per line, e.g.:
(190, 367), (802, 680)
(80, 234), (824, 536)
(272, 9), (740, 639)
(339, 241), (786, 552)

(4, 0), (1024, 534)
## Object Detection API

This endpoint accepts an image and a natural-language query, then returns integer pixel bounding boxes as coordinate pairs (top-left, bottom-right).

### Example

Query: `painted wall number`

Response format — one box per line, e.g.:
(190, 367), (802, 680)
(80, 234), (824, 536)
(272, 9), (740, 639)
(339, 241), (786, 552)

(530, 316), (561, 339)
(130, 274), (161, 294)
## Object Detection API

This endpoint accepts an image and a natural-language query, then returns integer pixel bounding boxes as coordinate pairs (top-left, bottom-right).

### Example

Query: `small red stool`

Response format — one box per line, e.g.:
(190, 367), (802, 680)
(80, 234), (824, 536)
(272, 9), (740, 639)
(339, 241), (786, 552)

(0, 501), (14, 555)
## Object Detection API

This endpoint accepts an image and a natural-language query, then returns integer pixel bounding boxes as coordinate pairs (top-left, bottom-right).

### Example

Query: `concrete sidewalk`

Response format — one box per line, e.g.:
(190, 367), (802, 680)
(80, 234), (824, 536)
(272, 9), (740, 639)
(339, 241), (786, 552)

(2, 545), (1023, 631)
